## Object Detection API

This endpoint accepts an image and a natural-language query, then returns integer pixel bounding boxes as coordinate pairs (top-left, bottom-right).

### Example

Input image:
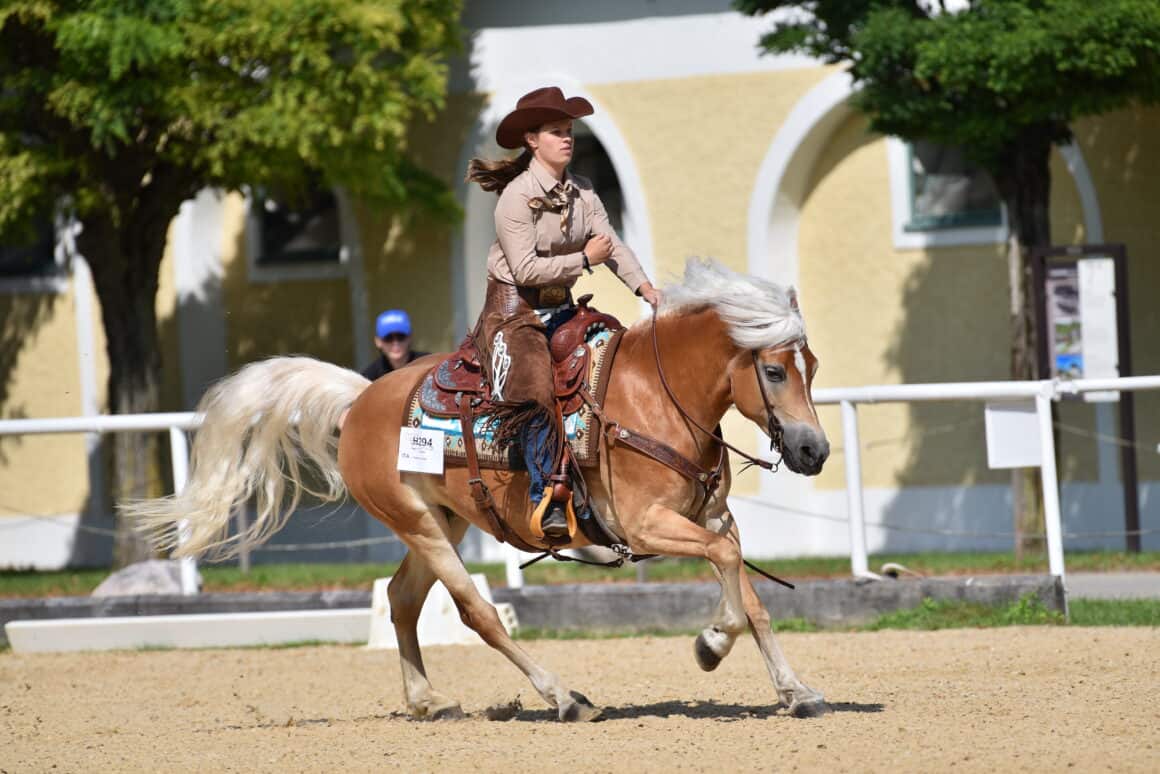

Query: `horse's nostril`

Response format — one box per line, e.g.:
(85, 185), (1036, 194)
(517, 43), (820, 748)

(800, 444), (816, 463)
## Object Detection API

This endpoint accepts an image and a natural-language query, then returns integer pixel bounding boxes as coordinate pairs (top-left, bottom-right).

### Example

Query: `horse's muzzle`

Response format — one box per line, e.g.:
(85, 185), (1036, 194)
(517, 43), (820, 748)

(780, 423), (829, 476)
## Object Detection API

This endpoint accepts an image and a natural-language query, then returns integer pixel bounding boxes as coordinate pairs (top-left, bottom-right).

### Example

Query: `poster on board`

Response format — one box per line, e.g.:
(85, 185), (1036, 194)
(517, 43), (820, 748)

(1045, 264), (1082, 378)
(1042, 257), (1119, 402)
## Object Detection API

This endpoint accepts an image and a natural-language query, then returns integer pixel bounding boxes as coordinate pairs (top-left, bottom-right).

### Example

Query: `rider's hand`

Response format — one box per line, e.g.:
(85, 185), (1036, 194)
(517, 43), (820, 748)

(584, 233), (613, 264)
(638, 282), (662, 308)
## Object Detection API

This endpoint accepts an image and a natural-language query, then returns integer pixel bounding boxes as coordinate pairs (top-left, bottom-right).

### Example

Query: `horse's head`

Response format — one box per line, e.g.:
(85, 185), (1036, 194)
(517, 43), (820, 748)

(729, 337), (829, 476)
(661, 259), (830, 476)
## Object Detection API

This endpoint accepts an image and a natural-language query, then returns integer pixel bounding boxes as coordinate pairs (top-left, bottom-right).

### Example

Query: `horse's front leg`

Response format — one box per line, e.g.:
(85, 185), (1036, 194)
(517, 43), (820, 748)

(704, 514), (827, 717)
(738, 561), (827, 717)
(623, 503), (749, 667)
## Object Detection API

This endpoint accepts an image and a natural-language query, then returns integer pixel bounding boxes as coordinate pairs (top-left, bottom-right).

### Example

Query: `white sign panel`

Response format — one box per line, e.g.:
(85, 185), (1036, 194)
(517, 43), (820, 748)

(1078, 257), (1120, 402)
(397, 428), (445, 474)
(984, 401), (1042, 469)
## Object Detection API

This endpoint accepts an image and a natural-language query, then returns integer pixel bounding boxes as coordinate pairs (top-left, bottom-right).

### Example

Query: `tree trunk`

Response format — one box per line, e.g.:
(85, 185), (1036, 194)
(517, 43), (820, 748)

(78, 207), (174, 568)
(993, 127), (1055, 559)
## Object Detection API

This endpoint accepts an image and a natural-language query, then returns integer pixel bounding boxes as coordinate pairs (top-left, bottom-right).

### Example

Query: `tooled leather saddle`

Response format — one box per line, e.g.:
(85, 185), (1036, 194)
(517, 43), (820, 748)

(404, 294), (624, 468)
(400, 294), (739, 560)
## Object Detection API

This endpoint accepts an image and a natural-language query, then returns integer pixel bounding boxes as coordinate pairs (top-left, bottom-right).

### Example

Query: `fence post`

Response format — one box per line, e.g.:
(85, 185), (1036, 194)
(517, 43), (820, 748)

(1035, 389), (1067, 582)
(168, 426), (199, 595)
(841, 400), (871, 578)
(504, 544), (524, 589)
(236, 511), (251, 575)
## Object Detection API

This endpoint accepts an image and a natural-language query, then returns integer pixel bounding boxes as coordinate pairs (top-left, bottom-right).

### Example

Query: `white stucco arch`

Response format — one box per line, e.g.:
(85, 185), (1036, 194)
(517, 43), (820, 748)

(745, 71), (858, 286)
(746, 70), (1105, 285)
(451, 75), (655, 337)
(737, 69), (1109, 556)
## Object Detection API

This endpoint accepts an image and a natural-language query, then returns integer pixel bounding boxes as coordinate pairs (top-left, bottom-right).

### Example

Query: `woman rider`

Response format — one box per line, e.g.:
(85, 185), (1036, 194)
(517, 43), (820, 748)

(466, 87), (660, 543)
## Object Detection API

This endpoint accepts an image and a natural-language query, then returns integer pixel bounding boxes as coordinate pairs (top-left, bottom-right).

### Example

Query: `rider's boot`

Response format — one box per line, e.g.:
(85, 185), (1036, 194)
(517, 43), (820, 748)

(523, 410), (573, 544)
(540, 477), (572, 543)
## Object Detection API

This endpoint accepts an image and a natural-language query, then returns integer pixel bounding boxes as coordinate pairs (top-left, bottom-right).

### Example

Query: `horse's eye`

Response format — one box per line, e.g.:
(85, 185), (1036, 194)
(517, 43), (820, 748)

(763, 365), (785, 383)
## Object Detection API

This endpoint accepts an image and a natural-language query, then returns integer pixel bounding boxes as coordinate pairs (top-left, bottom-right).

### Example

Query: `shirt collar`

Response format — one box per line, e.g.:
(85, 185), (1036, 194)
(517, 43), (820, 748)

(528, 156), (571, 194)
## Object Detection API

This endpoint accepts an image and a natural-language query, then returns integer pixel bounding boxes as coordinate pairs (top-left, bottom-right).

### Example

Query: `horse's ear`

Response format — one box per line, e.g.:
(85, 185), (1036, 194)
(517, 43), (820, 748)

(787, 288), (800, 313)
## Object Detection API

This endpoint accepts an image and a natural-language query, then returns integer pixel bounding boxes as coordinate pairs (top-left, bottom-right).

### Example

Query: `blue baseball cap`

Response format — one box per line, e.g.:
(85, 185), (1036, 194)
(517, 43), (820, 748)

(375, 309), (412, 338)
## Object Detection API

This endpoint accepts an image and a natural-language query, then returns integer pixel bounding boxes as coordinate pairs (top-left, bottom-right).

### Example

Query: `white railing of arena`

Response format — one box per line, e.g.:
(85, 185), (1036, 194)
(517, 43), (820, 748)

(0, 373), (1156, 594)
(811, 374), (1160, 583)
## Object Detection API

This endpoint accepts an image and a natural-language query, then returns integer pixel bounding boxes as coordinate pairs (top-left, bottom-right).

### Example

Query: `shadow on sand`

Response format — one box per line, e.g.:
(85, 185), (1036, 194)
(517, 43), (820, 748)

(496, 698), (885, 723)
(207, 698), (886, 733)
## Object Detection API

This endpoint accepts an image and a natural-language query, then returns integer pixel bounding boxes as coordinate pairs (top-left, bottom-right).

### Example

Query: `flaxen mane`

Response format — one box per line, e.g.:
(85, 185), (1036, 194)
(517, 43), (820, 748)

(659, 259), (805, 350)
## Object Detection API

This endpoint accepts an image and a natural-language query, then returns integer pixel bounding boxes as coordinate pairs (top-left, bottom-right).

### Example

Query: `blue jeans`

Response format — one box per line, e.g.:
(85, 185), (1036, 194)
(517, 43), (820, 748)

(524, 307), (576, 504)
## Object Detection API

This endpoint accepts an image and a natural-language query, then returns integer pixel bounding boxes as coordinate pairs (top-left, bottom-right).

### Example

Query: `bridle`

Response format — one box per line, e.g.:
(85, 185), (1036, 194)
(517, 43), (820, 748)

(522, 310), (801, 588)
(650, 308), (793, 474)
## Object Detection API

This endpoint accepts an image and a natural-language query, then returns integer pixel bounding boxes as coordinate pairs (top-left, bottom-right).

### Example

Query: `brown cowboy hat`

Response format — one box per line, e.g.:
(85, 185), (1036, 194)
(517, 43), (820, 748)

(495, 87), (594, 149)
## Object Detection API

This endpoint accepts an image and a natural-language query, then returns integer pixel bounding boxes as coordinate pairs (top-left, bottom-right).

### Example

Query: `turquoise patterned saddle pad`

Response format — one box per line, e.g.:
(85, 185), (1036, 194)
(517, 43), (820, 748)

(404, 328), (621, 469)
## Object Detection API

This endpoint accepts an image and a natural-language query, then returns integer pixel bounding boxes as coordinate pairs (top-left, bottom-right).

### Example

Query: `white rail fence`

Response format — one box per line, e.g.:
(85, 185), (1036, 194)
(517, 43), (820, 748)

(1, 374), (1157, 593)
(812, 375), (1160, 582)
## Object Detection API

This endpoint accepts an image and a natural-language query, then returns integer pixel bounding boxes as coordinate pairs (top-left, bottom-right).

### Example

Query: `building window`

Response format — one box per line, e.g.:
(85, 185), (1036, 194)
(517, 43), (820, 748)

(0, 216), (57, 278)
(906, 140), (1002, 232)
(0, 212), (72, 293)
(253, 184), (343, 265)
(570, 124), (624, 236)
(245, 180), (354, 283)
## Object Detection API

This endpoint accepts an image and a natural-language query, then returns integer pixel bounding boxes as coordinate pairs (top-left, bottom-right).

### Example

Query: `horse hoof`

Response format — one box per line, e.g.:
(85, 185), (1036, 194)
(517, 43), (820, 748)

(410, 699), (465, 721)
(558, 690), (603, 722)
(694, 632), (724, 672)
(789, 698), (828, 718)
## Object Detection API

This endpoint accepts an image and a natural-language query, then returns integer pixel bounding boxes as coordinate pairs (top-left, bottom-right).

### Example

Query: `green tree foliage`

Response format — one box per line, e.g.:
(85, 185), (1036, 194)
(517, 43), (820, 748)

(737, 0), (1160, 553)
(738, 0), (1160, 171)
(0, 0), (462, 565)
(737, 0), (1160, 369)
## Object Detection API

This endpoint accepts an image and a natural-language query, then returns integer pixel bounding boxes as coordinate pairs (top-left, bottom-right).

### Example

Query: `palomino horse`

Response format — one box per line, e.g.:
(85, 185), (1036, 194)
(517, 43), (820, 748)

(132, 260), (830, 721)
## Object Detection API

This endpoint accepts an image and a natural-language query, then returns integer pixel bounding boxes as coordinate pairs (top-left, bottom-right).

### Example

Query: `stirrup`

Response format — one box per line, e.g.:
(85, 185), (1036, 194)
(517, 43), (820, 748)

(530, 486), (577, 543)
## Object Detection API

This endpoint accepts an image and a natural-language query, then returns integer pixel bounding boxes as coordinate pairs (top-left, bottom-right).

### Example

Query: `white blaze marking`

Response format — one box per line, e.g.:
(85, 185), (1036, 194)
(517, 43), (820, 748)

(792, 342), (820, 422)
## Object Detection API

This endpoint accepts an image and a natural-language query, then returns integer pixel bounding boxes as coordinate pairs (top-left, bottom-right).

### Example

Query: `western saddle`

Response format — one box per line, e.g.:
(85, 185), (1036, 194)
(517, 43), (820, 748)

(408, 294), (622, 551)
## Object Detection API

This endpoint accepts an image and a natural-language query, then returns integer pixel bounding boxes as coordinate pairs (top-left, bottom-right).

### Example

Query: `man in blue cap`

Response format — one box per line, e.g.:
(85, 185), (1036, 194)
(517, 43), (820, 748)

(360, 309), (427, 380)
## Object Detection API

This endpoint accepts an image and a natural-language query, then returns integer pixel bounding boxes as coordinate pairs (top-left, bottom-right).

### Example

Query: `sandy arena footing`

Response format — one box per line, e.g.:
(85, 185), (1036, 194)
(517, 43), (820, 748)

(1, 627), (1156, 772)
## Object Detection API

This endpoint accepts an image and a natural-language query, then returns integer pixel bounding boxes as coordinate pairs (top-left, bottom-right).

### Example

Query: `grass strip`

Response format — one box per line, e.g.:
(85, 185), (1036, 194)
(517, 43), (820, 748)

(1068, 598), (1160, 626)
(510, 599), (1160, 638)
(3, 550), (1160, 598)
(2, 600), (1153, 654)
(862, 594), (1065, 630)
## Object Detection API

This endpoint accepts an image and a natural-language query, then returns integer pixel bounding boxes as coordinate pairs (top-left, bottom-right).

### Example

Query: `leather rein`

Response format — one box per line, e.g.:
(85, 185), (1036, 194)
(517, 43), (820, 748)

(647, 308), (788, 475)
(560, 309), (798, 589)
(469, 307), (798, 589)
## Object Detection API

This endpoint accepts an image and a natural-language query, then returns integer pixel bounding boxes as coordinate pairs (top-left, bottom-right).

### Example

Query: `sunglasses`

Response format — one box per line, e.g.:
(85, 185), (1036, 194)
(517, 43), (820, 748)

(382, 333), (409, 343)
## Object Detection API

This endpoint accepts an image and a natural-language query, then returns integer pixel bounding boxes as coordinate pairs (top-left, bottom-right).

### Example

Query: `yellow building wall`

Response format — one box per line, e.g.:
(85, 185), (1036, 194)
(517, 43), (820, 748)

(589, 68), (837, 494)
(4, 73), (1157, 533)
(358, 92), (485, 356)
(590, 69), (835, 281)
(156, 226), (184, 412)
(0, 283), (89, 519)
(219, 193), (355, 369)
(1075, 105), (1160, 481)
(0, 234), (183, 522)
(797, 110), (1143, 491)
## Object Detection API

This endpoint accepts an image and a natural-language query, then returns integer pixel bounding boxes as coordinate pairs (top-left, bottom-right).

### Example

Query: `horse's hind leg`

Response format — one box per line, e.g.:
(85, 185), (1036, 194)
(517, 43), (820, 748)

(387, 514), (471, 720)
(396, 507), (602, 722)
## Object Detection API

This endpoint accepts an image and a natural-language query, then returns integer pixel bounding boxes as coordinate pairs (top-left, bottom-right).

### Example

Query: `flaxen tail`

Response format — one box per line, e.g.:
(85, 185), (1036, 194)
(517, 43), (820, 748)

(126, 357), (370, 559)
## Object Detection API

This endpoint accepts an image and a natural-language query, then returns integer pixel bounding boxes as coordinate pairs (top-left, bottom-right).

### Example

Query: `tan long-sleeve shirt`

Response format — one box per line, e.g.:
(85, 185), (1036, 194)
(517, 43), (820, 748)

(486, 157), (648, 293)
